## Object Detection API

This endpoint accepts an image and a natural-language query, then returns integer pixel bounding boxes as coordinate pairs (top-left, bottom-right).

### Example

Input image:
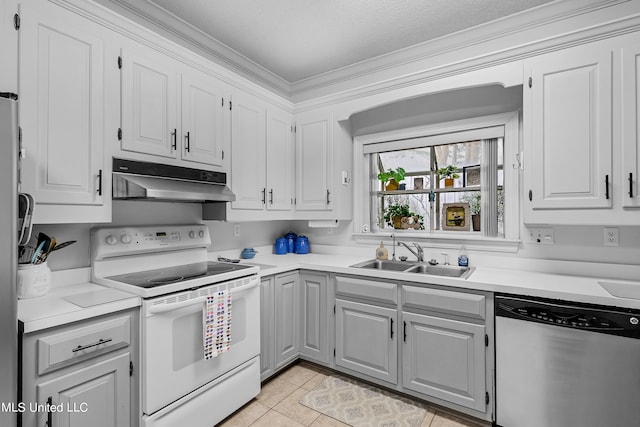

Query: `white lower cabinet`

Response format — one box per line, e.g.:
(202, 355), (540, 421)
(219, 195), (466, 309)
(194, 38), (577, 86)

(274, 272), (300, 368)
(299, 272), (330, 364)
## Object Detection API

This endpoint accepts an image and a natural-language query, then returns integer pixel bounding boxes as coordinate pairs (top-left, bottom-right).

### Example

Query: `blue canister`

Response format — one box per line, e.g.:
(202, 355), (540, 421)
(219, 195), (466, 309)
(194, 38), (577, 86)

(274, 237), (287, 255)
(284, 232), (297, 253)
(294, 235), (310, 254)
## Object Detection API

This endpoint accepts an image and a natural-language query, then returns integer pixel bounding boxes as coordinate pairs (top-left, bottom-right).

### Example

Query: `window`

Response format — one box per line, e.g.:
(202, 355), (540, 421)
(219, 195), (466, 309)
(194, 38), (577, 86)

(354, 113), (520, 243)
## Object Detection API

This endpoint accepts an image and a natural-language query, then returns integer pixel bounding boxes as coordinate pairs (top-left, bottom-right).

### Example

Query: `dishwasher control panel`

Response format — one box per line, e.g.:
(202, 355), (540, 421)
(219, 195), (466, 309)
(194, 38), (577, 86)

(496, 295), (640, 338)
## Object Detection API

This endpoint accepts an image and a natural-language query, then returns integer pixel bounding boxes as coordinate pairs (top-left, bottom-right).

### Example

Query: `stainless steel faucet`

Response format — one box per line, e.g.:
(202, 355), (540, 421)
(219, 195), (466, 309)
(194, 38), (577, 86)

(398, 242), (424, 262)
(391, 234), (396, 261)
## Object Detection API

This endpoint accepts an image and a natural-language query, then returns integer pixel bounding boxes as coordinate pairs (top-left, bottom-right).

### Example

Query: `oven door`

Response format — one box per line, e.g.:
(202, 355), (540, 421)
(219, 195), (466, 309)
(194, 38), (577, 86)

(141, 275), (260, 415)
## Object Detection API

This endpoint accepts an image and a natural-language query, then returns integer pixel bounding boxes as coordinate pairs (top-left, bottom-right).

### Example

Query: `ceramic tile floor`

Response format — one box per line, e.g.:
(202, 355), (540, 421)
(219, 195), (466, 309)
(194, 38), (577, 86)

(217, 361), (489, 427)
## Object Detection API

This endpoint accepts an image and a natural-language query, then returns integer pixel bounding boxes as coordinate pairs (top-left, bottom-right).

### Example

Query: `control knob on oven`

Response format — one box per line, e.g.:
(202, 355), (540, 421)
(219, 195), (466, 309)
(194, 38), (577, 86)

(189, 230), (196, 239)
(105, 234), (118, 245)
(198, 230), (205, 238)
(120, 234), (132, 244)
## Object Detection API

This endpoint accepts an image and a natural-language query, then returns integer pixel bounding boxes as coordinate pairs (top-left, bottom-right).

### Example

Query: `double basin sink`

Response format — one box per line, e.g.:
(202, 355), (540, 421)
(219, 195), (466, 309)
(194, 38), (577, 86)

(350, 259), (475, 279)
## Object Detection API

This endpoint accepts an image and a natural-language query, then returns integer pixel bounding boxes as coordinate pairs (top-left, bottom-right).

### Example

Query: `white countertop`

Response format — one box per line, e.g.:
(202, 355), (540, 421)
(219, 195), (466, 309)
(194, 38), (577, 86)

(18, 268), (140, 334)
(221, 247), (640, 310)
(19, 247), (640, 334)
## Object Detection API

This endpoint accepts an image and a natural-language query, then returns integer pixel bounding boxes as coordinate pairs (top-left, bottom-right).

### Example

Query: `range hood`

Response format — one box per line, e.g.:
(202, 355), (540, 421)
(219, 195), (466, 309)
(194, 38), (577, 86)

(112, 158), (236, 203)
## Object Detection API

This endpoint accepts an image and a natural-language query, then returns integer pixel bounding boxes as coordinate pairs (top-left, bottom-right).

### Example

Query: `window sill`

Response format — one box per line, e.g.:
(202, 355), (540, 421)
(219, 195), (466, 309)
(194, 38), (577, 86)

(352, 231), (521, 253)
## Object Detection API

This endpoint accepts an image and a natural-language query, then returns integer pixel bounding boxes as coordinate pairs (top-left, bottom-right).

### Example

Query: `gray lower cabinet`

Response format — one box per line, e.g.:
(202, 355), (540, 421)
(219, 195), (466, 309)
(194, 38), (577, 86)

(259, 276), (275, 380)
(21, 309), (138, 427)
(299, 271), (329, 364)
(274, 271), (300, 368)
(402, 312), (486, 412)
(335, 299), (398, 384)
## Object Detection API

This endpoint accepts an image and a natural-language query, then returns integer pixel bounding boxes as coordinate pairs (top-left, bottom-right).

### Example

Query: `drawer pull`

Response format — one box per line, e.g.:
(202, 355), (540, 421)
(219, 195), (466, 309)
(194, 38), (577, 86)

(72, 338), (112, 353)
(46, 396), (53, 427)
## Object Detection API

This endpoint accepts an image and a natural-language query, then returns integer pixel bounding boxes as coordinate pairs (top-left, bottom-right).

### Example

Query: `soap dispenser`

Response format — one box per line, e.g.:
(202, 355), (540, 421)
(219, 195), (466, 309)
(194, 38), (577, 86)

(376, 241), (389, 260)
(457, 246), (469, 267)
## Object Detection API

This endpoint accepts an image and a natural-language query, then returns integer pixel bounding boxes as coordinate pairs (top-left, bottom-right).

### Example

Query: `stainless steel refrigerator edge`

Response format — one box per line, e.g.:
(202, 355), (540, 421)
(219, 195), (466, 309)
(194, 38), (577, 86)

(0, 94), (19, 426)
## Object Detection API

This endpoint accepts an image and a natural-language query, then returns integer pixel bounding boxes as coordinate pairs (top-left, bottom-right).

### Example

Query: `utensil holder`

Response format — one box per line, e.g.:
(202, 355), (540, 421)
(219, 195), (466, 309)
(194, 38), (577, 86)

(17, 262), (51, 299)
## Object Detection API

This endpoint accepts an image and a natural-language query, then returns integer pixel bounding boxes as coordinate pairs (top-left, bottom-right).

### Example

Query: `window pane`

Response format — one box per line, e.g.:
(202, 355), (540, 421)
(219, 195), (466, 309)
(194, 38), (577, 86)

(379, 147), (430, 174)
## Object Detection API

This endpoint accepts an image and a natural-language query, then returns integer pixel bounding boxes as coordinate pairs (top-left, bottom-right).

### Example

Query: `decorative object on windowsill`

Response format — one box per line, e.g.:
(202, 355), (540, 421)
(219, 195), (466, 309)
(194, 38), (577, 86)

(413, 177), (423, 190)
(437, 165), (460, 188)
(441, 203), (470, 231)
(463, 164), (481, 187)
(375, 241), (389, 260)
(377, 167), (406, 191)
(461, 192), (481, 231)
(383, 203), (424, 230)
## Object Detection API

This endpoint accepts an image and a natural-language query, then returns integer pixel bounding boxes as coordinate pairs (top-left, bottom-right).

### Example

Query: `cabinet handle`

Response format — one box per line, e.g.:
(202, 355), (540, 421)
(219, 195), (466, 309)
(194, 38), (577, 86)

(171, 128), (177, 150)
(605, 175), (610, 199)
(261, 188), (266, 204)
(403, 321), (407, 342)
(97, 169), (102, 196)
(46, 396), (53, 427)
(185, 131), (190, 153)
(326, 189), (331, 205)
(71, 338), (112, 353)
(269, 189), (274, 205)
(630, 173), (634, 198)
(390, 318), (394, 339)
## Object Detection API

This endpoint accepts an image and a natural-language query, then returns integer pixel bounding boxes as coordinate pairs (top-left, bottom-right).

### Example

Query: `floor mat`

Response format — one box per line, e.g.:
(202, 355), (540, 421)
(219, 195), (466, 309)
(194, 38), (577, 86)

(299, 374), (429, 426)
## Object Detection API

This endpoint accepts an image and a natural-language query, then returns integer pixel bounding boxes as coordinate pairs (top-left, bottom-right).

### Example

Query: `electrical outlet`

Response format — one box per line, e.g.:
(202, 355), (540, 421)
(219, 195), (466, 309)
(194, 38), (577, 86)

(529, 227), (555, 244)
(604, 227), (619, 246)
(233, 224), (240, 237)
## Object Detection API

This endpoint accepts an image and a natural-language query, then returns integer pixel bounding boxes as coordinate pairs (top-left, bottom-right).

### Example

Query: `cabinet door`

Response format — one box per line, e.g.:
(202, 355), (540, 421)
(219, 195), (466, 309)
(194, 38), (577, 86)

(36, 352), (130, 427)
(402, 312), (485, 412)
(266, 108), (295, 211)
(274, 273), (299, 368)
(335, 299), (397, 384)
(230, 92), (266, 210)
(524, 42), (613, 212)
(295, 112), (333, 211)
(622, 36), (640, 208)
(19, 7), (107, 213)
(121, 44), (178, 159)
(299, 272), (328, 363)
(260, 276), (274, 380)
(181, 69), (225, 167)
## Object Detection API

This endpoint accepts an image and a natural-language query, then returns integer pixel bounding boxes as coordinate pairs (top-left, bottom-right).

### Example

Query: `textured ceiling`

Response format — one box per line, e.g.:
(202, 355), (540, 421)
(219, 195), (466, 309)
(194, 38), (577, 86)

(146, 0), (556, 83)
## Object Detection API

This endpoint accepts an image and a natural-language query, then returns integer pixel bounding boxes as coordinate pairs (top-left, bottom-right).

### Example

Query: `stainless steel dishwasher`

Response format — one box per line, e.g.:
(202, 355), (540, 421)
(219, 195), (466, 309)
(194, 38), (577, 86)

(495, 295), (640, 427)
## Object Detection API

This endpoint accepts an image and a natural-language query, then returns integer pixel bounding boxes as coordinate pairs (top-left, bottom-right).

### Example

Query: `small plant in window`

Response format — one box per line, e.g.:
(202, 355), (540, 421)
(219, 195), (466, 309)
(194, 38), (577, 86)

(377, 167), (406, 191)
(437, 165), (460, 188)
(383, 203), (424, 230)
(461, 192), (481, 231)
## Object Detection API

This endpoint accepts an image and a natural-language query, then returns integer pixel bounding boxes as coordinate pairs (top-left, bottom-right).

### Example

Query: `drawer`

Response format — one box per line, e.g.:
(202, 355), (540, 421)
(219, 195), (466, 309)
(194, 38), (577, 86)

(402, 285), (485, 320)
(37, 315), (131, 375)
(335, 276), (397, 304)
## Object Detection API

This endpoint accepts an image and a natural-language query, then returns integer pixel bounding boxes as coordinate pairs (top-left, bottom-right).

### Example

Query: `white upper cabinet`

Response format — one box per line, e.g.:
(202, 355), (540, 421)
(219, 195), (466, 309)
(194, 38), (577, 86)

(228, 90), (294, 219)
(295, 111), (333, 211)
(120, 45), (178, 160)
(524, 40), (613, 212)
(266, 108), (295, 211)
(19, 1), (113, 223)
(120, 42), (226, 170)
(622, 35), (640, 208)
(230, 92), (266, 210)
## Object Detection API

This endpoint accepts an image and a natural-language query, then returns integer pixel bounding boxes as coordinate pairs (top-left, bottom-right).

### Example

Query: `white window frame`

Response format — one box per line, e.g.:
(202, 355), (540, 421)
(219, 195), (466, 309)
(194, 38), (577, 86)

(353, 112), (521, 252)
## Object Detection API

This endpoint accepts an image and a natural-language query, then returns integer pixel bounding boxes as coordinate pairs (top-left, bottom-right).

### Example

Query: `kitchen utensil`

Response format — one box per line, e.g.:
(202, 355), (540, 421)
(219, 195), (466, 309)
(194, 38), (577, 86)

(294, 235), (310, 254)
(240, 248), (257, 259)
(51, 240), (76, 251)
(274, 237), (287, 255)
(31, 241), (47, 264)
(217, 256), (240, 263)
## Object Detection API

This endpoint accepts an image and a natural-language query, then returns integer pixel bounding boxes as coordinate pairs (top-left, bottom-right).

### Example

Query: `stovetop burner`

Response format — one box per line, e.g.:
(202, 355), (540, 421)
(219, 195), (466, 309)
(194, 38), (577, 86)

(105, 261), (252, 289)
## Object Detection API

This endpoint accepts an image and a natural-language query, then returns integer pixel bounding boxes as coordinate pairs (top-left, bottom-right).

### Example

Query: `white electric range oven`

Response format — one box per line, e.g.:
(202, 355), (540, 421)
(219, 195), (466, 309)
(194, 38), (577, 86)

(91, 225), (260, 427)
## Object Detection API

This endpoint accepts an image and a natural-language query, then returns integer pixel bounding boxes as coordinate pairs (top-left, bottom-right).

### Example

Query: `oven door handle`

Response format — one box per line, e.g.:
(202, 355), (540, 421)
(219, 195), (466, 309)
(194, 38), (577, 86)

(148, 296), (208, 315)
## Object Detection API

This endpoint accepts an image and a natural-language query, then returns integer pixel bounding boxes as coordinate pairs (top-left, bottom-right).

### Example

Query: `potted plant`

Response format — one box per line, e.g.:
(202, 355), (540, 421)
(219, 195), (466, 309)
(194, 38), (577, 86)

(377, 167), (406, 191)
(383, 203), (424, 229)
(437, 165), (460, 188)
(461, 192), (481, 231)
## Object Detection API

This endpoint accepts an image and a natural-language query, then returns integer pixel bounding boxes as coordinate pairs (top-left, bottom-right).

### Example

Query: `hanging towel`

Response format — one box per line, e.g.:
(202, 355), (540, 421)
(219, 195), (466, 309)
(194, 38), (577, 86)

(203, 290), (232, 360)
